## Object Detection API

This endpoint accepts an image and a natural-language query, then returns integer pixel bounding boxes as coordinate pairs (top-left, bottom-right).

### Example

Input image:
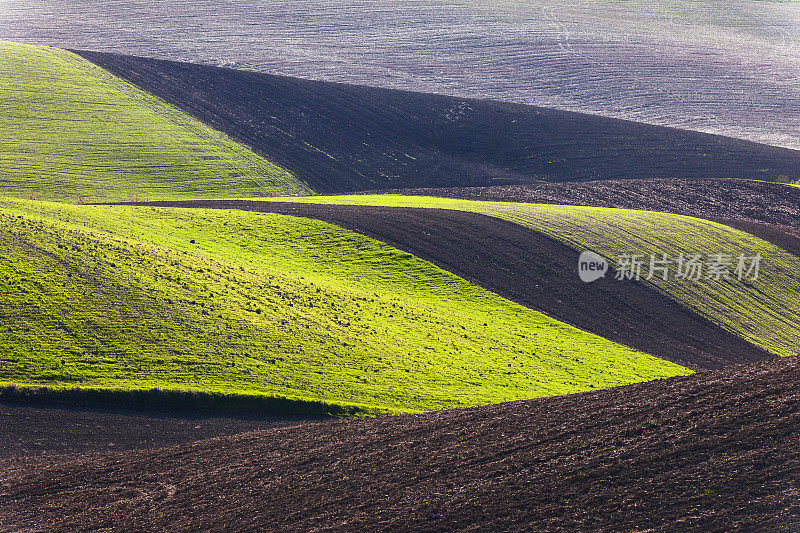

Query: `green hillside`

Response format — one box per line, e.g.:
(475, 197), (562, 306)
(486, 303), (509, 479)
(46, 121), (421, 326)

(0, 198), (689, 414)
(0, 41), (311, 202)
(262, 195), (800, 357)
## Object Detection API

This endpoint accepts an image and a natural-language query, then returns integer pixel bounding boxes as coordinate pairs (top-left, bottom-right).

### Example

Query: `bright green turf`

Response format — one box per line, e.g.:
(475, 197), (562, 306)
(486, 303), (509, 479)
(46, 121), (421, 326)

(0, 41), (312, 202)
(0, 198), (690, 414)
(259, 195), (800, 357)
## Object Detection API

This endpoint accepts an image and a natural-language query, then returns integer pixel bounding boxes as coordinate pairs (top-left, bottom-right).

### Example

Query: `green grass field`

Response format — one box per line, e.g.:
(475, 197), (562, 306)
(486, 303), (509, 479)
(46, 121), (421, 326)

(0, 198), (690, 414)
(261, 195), (800, 357)
(0, 41), (312, 202)
(3, 40), (794, 416)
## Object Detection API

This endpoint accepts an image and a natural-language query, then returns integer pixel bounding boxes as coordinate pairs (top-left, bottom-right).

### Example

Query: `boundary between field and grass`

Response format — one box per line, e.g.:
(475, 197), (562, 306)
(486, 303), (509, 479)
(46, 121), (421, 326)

(2, 198), (694, 417)
(0, 385), (406, 418)
(112, 197), (800, 359)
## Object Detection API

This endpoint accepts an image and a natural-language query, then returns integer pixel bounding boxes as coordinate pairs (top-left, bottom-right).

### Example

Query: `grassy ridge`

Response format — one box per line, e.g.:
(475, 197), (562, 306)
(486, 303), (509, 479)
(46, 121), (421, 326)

(0, 198), (689, 414)
(0, 41), (311, 202)
(260, 195), (800, 357)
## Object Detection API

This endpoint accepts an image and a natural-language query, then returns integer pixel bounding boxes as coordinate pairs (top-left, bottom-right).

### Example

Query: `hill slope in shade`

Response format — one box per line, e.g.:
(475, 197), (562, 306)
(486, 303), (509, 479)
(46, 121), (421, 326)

(135, 200), (774, 371)
(3, 356), (799, 531)
(0, 198), (689, 414)
(75, 50), (800, 192)
(251, 195), (800, 358)
(0, 42), (311, 202)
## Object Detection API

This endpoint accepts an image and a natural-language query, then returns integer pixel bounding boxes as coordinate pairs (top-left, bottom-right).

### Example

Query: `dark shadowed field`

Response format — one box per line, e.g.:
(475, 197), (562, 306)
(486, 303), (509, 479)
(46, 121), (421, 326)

(75, 51), (800, 192)
(0, 403), (313, 467)
(3, 356), (798, 531)
(123, 200), (774, 370)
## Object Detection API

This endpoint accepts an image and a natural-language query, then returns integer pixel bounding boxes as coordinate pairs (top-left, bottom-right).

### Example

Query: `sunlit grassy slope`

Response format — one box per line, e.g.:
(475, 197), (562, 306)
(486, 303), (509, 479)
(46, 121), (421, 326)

(0, 41), (311, 202)
(0, 198), (689, 414)
(263, 195), (800, 357)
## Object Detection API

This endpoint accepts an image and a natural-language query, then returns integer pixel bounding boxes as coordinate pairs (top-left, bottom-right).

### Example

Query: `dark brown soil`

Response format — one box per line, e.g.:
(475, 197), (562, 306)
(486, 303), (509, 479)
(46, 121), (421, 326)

(121, 200), (773, 370)
(712, 219), (800, 258)
(0, 403), (312, 465)
(3, 356), (798, 532)
(74, 50), (800, 192)
(375, 178), (800, 228)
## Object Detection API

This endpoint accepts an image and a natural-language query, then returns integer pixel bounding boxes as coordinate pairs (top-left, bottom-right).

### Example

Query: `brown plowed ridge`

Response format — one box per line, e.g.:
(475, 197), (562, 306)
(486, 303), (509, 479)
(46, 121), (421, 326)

(125, 200), (772, 370)
(712, 219), (800, 258)
(4, 356), (799, 532)
(0, 403), (313, 467)
(379, 178), (800, 229)
(75, 50), (800, 192)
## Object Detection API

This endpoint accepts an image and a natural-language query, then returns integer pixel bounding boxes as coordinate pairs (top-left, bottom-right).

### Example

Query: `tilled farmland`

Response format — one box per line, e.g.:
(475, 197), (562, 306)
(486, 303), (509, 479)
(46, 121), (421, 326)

(379, 178), (800, 229)
(75, 50), (800, 192)
(0, 403), (311, 467)
(3, 5), (800, 527)
(6, 0), (800, 152)
(3, 356), (798, 531)
(122, 200), (774, 370)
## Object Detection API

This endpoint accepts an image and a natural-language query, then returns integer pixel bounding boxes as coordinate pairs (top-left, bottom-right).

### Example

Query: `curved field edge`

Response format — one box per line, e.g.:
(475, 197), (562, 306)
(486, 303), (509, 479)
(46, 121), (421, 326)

(254, 195), (800, 357)
(0, 384), (400, 418)
(136, 200), (773, 370)
(7, 356), (797, 532)
(376, 178), (800, 229)
(712, 219), (800, 259)
(0, 41), (312, 202)
(0, 198), (690, 415)
(75, 49), (800, 193)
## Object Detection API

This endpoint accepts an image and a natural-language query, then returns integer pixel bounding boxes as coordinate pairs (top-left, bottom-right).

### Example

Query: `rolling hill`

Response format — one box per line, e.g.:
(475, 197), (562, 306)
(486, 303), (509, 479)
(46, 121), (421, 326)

(3, 355), (798, 531)
(192, 195), (800, 358)
(0, 198), (690, 415)
(0, 41), (311, 202)
(74, 50), (800, 192)
(132, 199), (775, 370)
(1, 0), (800, 524)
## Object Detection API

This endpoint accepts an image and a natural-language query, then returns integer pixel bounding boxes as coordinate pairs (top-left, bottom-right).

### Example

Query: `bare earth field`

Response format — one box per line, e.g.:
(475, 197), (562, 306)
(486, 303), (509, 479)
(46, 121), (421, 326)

(3, 356), (798, 531)
(0, 403), (310, 464)
(716, 219), (800, 258)
(376, 178), (800, 228)
(4, 0), (800, 151)
(74, 51), (800, 192)
(124, 200), (773, 370)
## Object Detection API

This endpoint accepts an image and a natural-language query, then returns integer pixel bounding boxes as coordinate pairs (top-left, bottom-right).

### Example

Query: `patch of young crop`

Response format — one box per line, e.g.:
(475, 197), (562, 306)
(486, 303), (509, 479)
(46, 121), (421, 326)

(0, 198), (689, 414)
(0, 42), (312, 202)
(263, 195), (800, 358)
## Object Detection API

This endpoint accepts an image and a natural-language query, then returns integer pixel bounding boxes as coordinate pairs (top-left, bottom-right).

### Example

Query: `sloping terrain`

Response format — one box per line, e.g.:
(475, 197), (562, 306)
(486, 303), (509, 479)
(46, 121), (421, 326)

(6, 0), (800, 152)
(717, 219), (800, 259)
(379, 179), (800, 257)
(0, 403), (309, 464)
(3, 356), (798, 532)
(0, 198), (688, 414)
(376, 178), (800, 228)
(243, 195), (800, 358)
(74, 50), (800, 192)
(134, 200), (773, 371)
(0, 41), (310, 202)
